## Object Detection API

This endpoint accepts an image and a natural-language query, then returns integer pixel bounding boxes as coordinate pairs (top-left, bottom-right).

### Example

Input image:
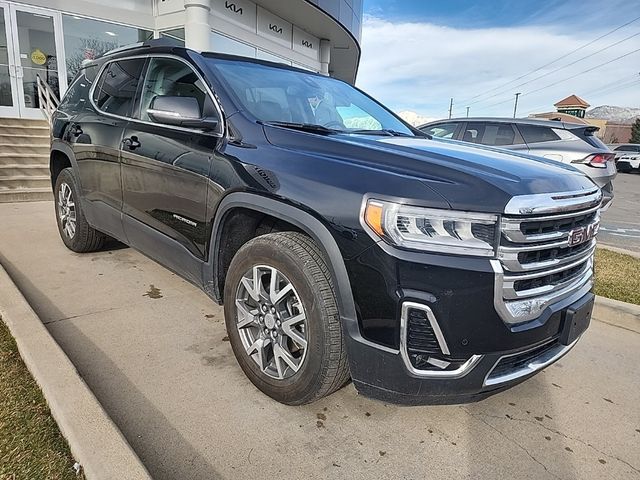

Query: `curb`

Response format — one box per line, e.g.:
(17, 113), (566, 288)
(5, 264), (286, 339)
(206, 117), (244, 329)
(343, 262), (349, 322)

(597, 243), (640, 259)
(593, 295), (640, 333)
(0, 264), (152, 480)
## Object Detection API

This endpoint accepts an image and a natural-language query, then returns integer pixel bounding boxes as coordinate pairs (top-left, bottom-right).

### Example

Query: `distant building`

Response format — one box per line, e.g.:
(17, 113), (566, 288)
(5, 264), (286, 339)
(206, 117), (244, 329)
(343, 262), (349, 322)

(553, 95), (590, 119)
(529, 94), (633, 143)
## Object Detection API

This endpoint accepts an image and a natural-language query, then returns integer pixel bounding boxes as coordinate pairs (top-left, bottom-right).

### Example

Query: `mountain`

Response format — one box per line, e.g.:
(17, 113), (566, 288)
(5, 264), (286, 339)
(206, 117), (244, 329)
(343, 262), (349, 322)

(396, 110), (437, 127)
(586, 105), (640, 124)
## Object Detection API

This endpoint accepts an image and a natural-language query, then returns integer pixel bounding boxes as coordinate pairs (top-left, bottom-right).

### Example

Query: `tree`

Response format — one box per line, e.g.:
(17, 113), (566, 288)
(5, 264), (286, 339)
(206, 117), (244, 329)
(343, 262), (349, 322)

(631, 117), (640, 144)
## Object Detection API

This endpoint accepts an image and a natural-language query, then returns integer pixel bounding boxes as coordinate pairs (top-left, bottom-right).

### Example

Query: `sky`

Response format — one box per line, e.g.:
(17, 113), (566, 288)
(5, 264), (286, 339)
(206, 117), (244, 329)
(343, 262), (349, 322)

(356, 0), (640, 120)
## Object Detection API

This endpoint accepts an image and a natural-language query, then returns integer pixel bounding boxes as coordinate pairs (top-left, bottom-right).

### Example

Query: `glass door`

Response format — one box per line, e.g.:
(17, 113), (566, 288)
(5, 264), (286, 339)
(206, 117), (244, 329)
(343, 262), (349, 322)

(6, 3), (66, 119)
(0, 2), (19, 118)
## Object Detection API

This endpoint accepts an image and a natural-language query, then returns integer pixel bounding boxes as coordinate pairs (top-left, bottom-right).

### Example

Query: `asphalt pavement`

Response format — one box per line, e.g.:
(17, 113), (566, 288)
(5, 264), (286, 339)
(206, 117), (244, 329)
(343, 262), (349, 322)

(0, 201), (638, 480)
(600, 172), (640, 255)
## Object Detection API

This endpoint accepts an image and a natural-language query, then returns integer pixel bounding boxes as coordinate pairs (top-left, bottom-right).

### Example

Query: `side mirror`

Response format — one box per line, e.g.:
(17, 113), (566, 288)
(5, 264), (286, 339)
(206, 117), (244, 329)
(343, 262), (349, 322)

(147, 96), (218, 131)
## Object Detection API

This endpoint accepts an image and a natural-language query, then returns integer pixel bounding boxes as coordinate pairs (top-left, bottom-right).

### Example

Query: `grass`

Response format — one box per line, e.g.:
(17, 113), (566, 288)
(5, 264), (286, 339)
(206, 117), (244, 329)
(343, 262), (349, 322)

(594, 248), (640, 306)
(0, 318), (81, 480)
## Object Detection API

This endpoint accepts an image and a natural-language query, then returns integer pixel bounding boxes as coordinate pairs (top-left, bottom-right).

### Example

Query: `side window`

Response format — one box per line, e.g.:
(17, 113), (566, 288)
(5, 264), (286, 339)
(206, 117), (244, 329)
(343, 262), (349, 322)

(481, 123), (516, 146)
(58, 65), (98, 113)
(139, 57), (216, 122)
(93, 58), (146, 117)
(421, 123), (458, 139)
(462, 123), (485, 144)
(518, 125), (561, 144)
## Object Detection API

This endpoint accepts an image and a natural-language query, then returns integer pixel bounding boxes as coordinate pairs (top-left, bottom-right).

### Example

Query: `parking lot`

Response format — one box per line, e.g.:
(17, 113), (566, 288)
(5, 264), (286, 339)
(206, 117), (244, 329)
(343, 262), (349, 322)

(600, 172), (640, 255)
(0, 200), (638, 480)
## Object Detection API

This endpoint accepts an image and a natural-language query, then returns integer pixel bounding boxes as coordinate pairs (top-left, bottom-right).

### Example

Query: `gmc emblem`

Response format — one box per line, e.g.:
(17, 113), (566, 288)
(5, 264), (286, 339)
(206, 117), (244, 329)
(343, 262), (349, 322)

(567, 221), (599, 247)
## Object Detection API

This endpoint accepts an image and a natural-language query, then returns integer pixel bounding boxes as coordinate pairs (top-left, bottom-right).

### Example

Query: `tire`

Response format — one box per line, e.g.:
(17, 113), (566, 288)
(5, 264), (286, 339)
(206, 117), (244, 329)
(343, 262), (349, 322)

(224, 231), (350, 405)
(54, 168), (105, 253)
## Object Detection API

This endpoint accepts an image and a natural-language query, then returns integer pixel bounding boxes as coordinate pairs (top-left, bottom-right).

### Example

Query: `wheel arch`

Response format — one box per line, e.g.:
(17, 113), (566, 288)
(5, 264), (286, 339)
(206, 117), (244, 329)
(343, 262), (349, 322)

(50, 140), (79, 189)
(204, 193), (357, 325)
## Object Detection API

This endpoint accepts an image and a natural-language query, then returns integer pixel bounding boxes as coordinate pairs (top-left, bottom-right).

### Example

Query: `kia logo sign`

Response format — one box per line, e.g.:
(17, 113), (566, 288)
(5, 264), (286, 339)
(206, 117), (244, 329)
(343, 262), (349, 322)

(269, 23), (283, 34)
(225, 1), (243, 15)
(302, 39), (313, 49)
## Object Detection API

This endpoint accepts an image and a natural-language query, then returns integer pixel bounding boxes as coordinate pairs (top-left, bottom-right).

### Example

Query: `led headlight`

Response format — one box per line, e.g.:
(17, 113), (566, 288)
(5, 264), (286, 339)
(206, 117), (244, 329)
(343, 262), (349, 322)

(363, 199), (498, 256)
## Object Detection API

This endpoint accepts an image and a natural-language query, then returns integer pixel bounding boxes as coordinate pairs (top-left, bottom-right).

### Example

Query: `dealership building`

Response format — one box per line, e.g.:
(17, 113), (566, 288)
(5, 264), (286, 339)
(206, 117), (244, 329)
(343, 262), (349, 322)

(0, 0), (363, 120)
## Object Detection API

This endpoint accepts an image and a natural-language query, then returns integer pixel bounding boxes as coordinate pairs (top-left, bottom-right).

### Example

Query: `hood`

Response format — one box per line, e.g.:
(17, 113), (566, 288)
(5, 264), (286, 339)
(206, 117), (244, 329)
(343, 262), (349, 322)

(262, 126), (598, 213)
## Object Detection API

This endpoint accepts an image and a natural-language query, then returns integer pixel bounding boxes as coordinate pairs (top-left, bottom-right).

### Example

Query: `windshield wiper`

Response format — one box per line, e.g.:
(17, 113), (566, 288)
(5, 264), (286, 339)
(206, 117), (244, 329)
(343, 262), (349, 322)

(261, 121), (342, 134)
(349, 129), (414, 137)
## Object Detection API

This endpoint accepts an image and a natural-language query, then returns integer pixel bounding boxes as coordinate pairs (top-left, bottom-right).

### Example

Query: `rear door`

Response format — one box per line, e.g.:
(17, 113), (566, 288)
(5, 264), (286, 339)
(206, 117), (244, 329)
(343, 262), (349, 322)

(120, 55), (221, 283)
(70, 57), (146, 239)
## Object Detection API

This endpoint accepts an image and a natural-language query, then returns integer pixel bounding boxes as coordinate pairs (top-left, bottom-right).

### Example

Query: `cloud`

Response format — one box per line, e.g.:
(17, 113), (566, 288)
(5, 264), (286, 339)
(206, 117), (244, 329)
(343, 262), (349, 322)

(356, 15), (640, 120)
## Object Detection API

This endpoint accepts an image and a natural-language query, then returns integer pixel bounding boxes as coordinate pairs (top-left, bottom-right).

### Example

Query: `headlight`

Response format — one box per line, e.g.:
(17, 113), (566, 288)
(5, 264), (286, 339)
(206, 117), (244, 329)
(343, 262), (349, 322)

(363, 199), (498, 256)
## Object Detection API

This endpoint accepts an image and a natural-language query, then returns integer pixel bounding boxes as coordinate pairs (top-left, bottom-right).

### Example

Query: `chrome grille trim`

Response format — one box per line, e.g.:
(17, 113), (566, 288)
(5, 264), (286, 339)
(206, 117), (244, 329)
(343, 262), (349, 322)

(499, 239), (595, 272)
(495, 190), (600, 324)
(503, 188), (602, 215)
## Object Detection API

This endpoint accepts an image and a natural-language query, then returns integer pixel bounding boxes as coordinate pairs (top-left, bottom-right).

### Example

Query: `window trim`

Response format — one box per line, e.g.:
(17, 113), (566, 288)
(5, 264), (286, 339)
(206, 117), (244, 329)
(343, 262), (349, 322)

(89, 53), (225, 138)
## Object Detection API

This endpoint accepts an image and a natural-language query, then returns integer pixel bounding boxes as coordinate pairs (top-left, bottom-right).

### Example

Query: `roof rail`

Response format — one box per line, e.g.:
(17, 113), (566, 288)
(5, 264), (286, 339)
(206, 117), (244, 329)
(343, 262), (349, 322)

(100, 38), (179, 59)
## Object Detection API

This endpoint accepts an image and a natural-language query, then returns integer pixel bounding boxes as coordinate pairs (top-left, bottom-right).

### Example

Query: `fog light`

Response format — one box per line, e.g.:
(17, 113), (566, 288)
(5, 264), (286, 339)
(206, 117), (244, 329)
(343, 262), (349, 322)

(504, 297), (547, 319)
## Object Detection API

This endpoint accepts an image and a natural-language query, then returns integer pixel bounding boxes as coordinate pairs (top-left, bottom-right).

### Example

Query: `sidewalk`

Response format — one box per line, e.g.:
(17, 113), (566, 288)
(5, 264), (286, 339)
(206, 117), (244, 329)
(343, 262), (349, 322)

(1, 201), (639, 480)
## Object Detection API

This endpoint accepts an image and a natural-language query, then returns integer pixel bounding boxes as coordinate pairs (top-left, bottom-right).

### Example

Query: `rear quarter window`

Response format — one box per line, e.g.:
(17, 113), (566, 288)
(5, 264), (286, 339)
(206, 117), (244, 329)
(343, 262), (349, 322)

(58, 65), (98, 113)
(517, 125), (561, 144)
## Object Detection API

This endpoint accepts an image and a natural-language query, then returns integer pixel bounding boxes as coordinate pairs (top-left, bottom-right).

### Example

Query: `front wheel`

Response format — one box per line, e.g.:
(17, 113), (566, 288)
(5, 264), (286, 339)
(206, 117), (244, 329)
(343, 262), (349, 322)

(224, 232), (350, 405)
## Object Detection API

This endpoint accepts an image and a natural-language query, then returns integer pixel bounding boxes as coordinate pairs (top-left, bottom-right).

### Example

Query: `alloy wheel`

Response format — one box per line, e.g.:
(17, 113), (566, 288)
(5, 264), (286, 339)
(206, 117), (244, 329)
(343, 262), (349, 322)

(57, 182), (76, 239)
(235, 265), (308, 380)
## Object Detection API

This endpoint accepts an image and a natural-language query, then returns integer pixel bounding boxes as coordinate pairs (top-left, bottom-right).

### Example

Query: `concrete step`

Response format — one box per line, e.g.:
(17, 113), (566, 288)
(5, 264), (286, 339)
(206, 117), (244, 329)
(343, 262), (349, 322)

(0, 117), (49, 128)
(0, 143), (50, 155)
(0, 175), (51, 190)
(0, 187), (52, 203)
(0, 153), (49, 166)
(0, 130), (51, 145)
(0, 164), (50, 177)
(0, 125), (50, 138)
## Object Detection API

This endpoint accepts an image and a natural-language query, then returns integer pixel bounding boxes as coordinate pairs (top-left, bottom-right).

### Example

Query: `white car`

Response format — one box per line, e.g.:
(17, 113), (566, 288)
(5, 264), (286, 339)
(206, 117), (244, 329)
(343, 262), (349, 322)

(609, 144), (640, 172)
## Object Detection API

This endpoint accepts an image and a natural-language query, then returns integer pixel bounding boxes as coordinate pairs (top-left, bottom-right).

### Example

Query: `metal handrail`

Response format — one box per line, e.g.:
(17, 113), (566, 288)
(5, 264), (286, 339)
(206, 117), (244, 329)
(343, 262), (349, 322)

(36, 74), (60, 124)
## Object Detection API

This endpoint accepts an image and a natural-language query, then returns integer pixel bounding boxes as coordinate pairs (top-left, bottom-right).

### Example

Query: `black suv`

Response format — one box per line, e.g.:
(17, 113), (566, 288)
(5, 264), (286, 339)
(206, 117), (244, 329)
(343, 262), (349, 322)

(50, 41), (600, 405)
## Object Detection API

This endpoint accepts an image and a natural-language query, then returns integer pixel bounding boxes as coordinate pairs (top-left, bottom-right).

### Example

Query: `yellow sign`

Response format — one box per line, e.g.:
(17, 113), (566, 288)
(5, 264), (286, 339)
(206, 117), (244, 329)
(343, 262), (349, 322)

(30, 49), (46, 66)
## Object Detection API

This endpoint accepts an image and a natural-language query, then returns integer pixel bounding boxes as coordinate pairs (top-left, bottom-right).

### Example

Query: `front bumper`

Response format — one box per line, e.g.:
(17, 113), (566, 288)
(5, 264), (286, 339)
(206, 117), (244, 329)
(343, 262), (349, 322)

(345, 291), (591, 405)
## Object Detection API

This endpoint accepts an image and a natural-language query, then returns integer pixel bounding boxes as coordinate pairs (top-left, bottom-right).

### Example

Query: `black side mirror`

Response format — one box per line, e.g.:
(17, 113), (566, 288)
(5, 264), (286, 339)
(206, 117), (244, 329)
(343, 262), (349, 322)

(147, 95), (219, 131)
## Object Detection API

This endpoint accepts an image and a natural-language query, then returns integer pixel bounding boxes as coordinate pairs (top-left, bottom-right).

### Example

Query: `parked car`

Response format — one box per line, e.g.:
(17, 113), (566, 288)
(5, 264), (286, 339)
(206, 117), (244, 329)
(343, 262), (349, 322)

(609, 143), (640, 172)
(50, 40), (600, 405)
(419, 118), (616, 209)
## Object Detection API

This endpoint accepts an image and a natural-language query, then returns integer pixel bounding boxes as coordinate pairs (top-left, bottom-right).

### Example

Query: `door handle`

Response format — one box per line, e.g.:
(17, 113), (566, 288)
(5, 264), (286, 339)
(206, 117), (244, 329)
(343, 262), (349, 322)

(123, 136), (141, 150)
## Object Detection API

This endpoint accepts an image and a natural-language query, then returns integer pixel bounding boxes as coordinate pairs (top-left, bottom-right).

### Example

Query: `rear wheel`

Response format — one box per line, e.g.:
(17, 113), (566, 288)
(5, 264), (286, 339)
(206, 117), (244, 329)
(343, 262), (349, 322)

(54, 168), (105, 253)
(224, 232), (350, 405)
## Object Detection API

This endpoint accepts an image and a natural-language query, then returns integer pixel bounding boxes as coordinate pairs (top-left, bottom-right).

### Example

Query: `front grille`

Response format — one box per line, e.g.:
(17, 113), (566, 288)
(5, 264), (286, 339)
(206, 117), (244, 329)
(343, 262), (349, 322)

(495, 189), (601, 323)
(407, 308), (441, 355)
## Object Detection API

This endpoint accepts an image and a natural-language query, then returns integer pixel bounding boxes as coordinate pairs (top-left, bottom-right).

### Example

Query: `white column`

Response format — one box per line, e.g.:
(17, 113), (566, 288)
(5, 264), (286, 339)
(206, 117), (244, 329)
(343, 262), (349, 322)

(184, 0), (211, 51)
(320, 39), (331, 76)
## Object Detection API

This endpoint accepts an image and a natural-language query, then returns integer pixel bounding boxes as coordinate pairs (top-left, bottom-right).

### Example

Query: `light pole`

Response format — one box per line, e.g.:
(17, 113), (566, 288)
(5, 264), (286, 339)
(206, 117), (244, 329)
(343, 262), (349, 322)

(513, 92), (521, 118)
(466, 106), (470, 118)
(448, 98), (454, 119)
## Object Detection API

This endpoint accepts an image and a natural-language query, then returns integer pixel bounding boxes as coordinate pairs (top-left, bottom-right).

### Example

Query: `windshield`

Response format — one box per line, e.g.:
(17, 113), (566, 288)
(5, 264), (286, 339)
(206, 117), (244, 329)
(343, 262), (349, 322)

(206, 58), (415, 136)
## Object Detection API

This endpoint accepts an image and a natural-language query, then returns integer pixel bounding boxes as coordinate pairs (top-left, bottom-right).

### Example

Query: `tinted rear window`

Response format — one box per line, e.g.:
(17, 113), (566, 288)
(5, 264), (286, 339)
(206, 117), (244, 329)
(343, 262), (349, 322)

(93, 58), (146, 117)
(517, 125), (561, 144)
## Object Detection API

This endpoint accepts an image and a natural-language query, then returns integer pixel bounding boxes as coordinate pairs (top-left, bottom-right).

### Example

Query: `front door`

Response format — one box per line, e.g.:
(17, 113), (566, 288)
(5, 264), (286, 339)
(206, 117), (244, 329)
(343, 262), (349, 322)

(0, 2), (66, 119)
(0, 2), (19, 117)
